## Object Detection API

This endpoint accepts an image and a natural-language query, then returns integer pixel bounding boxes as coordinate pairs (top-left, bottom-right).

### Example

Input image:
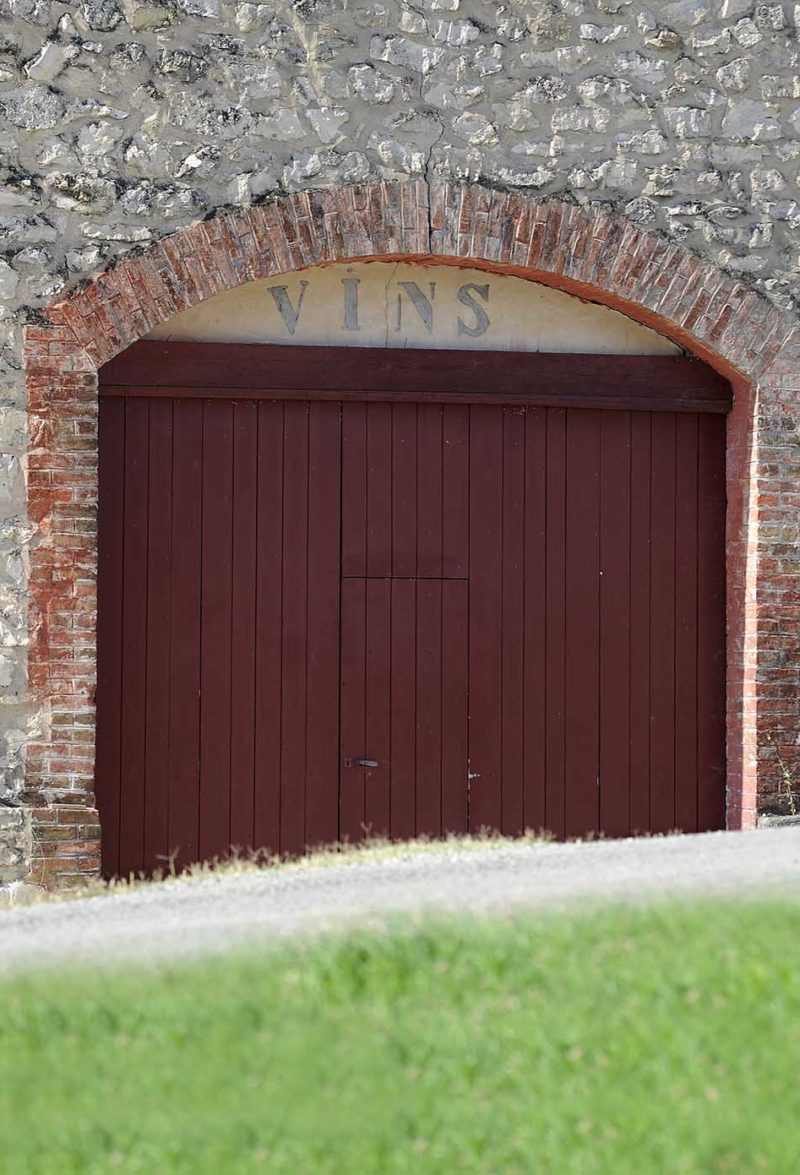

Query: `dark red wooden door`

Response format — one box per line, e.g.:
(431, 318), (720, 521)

(340, 577), (469, 841)
(338, 402), (470, 842)
(464, 404), (726, 839)
(98, 343), (728, 877)
(333, 400), (726, 845)
(97, 397), (342, 877)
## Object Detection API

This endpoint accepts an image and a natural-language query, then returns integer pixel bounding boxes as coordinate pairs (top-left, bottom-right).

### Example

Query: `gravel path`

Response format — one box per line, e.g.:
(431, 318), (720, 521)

(1, 827), (799, 972)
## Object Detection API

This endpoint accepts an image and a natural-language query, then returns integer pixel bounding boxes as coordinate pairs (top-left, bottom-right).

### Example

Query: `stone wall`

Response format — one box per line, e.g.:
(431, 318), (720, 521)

(0, 807), (31, 886)
(1, 1), (800, 882)
(0, 0), (797, 309)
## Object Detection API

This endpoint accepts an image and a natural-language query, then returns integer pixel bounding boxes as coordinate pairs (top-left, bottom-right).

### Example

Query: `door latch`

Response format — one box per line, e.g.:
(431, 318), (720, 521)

(345, 757), (380, 769)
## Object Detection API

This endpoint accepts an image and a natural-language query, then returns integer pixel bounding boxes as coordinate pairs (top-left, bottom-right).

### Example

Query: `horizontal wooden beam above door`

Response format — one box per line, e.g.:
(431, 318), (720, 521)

(100, 341), (732, 414)
(100, 384), (730, 413)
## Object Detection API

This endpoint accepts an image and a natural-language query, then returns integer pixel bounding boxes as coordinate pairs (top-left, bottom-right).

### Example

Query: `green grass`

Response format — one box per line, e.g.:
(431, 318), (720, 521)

(2, 901), (799, 1174)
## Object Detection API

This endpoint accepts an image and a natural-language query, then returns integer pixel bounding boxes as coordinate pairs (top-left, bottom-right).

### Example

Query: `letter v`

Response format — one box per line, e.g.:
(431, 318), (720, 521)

(267, 280), (309, 335)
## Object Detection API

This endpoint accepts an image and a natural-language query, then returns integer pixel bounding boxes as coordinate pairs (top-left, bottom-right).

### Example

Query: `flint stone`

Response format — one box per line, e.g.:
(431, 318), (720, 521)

(348, 63), (395, 106)
(491, 163), (555, 187)
(716, 57), (751, 92)
(452, 111), (498, 145)
(370, 36), (444, 74)
(0, 263), (18, 301)
(9, 0), (50, 22)
(80, 0), (123, 29)
(178, 0), (220, 14)
(732, 17), (763, 45)
(663, 106), (713, 137)
(722, 99), (782, 141)
(2, 87), (64, 130)
(432, 18), (480, 45)
(121, 0), (175, 30)
(580, 22), (627, 41)
(307, 107), (350, 145)
(24, 42), (79, 83)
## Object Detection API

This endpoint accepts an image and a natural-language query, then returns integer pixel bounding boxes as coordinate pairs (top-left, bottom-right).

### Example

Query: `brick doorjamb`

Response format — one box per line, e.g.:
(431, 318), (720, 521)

(23, 179), (800, 884)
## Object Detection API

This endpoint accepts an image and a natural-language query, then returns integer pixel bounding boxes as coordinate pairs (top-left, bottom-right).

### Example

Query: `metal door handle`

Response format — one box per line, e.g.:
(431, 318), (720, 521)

(347, 758), (379, 768)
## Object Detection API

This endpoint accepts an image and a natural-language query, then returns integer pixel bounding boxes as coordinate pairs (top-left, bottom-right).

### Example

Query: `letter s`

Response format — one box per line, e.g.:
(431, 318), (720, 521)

(456, 283), (490, 338)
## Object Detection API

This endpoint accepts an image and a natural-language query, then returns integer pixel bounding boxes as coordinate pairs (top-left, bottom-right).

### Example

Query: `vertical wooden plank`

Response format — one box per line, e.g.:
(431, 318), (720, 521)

(339, 577), (366, 843)
(118, 398), (149, 878)
(649, 412), (677, 833)
(342, 402), (367, 577)
(416, 578), (443, 836)
(364, 577), (392, 837)
(599, 411), (632, 837)
(697, 413), (727, 831)
(254, 402), (284, 856)
(442, 405), (469, 579)
(305, 401), (342, 849)
(229, 401), (258, 852)
(629, 413), (652, 834)
(366, 402), (392, 577)
(501, 408), (525, 836)
(143, 399), (173, 874)
(390, 578), (416, 839)
(167, 399), (203, 871)
(441, 579), (469, 834)
(545, 409), (567, 839)
(391, 403), (418, 578)
(674, 414), (699, 832)
(468, 405), (503, 832)
(417, 404), (443, 577)
(564, 409), (601, 839)
(199, 399), (234, 863)
(523, 408), (547, 833)
(96, 398), (126, 878)
(280, 401), (309, 857)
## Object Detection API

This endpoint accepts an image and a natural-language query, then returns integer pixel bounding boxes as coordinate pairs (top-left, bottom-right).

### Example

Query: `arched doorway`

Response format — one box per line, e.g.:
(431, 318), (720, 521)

(27, 182), (789, 884)
(94, 261), (730, 875)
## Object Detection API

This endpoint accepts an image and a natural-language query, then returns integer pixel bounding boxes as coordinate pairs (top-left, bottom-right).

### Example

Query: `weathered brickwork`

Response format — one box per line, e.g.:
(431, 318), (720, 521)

(0, 1), (798, 885)
(13, 180), (800, 889)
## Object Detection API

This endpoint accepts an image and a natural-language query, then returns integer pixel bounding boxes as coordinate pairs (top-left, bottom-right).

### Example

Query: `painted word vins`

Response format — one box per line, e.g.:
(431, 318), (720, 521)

(266, 277), (492, 338)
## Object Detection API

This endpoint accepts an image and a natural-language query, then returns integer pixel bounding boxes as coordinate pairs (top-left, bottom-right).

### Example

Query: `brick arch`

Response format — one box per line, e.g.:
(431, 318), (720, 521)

(24, 180), (799, 884)
(35, 180), (799, 379)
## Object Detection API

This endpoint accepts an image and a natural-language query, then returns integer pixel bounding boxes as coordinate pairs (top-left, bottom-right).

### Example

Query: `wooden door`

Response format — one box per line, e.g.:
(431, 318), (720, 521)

(97, 396), (342, 877)
(464, 404), (726, 840)
(339, 577), (469, 842)
(98, 342), (730, 877)
(337, 402), (470, 843)
(334, 397), (726, 845)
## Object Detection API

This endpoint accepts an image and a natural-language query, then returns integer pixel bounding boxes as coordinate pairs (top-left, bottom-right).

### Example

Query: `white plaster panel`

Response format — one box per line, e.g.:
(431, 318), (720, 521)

(148, 261), (680, 355)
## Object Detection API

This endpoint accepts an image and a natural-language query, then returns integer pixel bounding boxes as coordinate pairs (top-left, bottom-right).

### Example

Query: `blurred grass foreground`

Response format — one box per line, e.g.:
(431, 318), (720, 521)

(1, 900), (799, 1174)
